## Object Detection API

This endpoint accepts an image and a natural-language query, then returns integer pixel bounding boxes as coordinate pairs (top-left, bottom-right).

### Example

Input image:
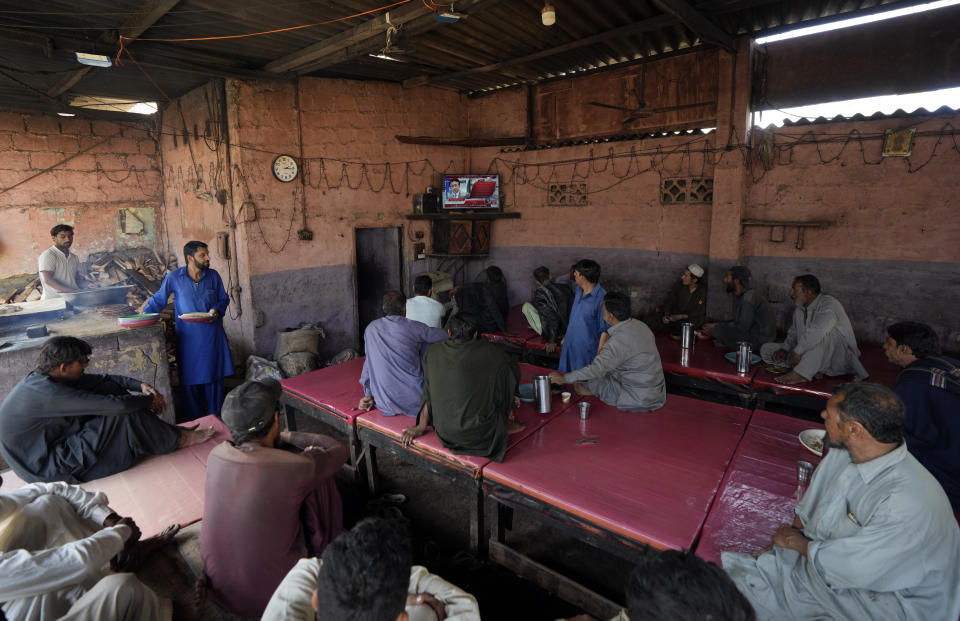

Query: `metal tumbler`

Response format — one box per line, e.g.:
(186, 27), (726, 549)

(533, 375), (551, 414)
(797, 460), (814, 486)
(680, 348), (691, 367)
(578, 401), (591, 419)
(680, 322), (695, 349)
(736, 341), (752, 374)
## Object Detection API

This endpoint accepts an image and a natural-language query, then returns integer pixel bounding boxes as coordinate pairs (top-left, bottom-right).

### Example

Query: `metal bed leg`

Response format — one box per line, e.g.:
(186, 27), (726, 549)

(362, 441), (380, 495)
(282, 403), (298, 431)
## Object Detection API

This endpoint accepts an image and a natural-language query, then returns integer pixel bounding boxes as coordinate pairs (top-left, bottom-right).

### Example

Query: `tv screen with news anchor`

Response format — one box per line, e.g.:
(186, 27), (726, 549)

(441, 174), (500, 210)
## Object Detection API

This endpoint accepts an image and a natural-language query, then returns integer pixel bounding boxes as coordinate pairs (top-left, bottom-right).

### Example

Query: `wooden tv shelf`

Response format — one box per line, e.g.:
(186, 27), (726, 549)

(405, 212), (521, 221)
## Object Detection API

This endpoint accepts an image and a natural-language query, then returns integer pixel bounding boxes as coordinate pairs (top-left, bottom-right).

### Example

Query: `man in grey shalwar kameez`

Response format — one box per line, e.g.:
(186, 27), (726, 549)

(549, 292), (665, 412)
(722, 383), (960, 621)
(760, 275), (867, 385)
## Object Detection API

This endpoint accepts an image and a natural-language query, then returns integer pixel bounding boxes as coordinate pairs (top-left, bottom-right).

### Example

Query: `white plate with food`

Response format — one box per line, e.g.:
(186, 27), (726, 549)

(799, 428), (826, 457)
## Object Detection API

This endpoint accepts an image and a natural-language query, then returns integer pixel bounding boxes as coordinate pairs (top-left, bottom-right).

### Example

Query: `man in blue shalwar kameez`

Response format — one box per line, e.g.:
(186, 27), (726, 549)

(558, 259), (609, 373)
(144, 241), (232, 421)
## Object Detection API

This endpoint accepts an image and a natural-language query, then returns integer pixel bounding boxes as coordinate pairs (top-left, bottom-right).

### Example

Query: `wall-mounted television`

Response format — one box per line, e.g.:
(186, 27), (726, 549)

(441, 174), (500, 211)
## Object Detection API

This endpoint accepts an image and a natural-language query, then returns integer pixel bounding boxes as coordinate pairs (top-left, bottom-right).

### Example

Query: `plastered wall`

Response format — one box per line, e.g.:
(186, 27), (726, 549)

(742, 115), (960, 347)
(0, 111), (162, 278)
(220, 78), (467, 358)
(157, 81), (254, 364)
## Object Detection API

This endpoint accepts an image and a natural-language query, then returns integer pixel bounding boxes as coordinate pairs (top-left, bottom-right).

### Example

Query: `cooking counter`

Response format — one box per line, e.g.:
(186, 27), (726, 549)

(0, 309), (175, 423)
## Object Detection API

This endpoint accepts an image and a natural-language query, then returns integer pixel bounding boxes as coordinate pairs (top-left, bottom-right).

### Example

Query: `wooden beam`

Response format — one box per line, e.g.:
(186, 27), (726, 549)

(264, 0), (504, 74)
(488, 541), (622, 620)
(47, 69), (91, 98)
(650, 0), (733, 51)
(395, 135), (527, 146)
(0, 27), (286, 84)
(47, 0), (182, 97)
(402, 14), (677, 88)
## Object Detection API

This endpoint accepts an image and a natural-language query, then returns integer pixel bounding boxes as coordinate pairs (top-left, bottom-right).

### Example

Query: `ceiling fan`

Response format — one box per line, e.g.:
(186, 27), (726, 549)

(587, 63), (713, 124)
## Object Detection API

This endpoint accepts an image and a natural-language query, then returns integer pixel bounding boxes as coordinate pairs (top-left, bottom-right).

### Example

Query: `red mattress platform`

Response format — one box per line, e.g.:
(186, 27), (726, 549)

(655, 332), (757, 386)
(483, 395), (750, 551)
(752, 344), (899, 401)
(280, 357), (370, 425)
(0, 415), (230, 538)
(696, 409), (823, 565)
(481, 304), (538, 348)
(355, 364), (579, 476)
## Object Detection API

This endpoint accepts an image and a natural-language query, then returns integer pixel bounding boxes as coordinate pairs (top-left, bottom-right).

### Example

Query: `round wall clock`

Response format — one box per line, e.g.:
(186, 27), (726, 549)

(272, 154), (298, 182)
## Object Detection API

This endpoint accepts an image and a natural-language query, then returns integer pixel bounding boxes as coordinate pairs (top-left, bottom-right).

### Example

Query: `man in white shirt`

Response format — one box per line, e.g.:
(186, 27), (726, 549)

(405, 275), (445, 328)
(262, 517), (480, 621)
(0, 473), (176, 621)
(38, 224), (84, 300)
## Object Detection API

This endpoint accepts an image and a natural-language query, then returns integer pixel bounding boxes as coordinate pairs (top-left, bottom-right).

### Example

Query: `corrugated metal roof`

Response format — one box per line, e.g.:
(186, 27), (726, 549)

(766, 105), (960, 128)
(0, 0), (938, 118)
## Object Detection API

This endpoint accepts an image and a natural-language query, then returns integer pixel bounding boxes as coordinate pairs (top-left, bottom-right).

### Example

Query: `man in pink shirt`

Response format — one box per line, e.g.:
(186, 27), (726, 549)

(200, 379), (348, 617)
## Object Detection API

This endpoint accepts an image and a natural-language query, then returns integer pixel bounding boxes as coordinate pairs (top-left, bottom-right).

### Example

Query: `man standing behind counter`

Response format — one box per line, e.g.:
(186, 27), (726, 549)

(39, 224), (85, 299)
(143, 241), (232, 421)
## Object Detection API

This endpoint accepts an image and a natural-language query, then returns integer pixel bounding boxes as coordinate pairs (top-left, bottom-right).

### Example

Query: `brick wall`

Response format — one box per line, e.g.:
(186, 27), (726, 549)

(742, 114), (960, 347)
(0, 110), (162, 278)
(156, 81), (254, 364)
(207, 78), (468, 357)
(466, 87), (716, 315)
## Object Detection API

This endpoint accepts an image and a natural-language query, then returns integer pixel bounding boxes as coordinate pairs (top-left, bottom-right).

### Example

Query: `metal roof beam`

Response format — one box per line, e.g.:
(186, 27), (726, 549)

(47, 0), (182, 97)
(402, 14), (678, 88)
(0, 28), (285, 84)
(650, 0), (734, 51)
(264, 0), (504, 74)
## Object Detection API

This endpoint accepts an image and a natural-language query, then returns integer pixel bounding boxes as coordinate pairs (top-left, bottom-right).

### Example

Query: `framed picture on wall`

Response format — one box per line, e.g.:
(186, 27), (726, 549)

(881, 128), (915, 157)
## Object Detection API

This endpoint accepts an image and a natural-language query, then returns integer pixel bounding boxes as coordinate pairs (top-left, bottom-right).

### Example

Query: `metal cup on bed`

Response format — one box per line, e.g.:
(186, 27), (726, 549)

(680, 322), (695, 349)
(736, 341), (752, 374)
(533, 375), (552, 414)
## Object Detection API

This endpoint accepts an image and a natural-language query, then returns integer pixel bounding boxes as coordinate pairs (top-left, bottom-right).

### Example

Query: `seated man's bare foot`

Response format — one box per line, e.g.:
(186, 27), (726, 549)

(115, 523), (180, 572)
(178, 425), (216, 448)
(775, 370), (809, 385)
(507, 420), (527, 435)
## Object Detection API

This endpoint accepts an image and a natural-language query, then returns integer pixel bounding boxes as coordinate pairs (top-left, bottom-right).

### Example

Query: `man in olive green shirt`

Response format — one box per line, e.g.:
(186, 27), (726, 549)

(402, 312), (521, 462)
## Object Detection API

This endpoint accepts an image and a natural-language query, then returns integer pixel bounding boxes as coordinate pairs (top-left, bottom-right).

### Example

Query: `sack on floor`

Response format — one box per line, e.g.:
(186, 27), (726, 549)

(245, 355), (283, 382)
(274, 323), (326, 360)
(326, 348), (360, 367)
(278, 351), (319, 377)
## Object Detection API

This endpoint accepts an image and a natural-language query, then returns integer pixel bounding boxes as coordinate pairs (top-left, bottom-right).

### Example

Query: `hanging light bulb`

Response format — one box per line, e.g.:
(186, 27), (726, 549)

(541, 2), (556, 26)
